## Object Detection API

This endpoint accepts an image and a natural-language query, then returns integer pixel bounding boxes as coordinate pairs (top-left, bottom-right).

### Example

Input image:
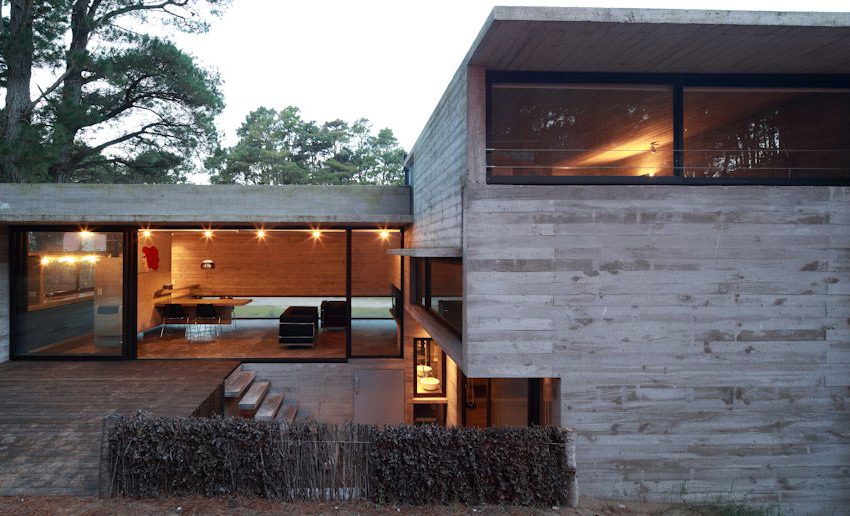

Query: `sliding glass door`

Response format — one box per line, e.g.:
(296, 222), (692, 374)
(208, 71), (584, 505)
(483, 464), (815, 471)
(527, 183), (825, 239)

(10, 227), (132, 358)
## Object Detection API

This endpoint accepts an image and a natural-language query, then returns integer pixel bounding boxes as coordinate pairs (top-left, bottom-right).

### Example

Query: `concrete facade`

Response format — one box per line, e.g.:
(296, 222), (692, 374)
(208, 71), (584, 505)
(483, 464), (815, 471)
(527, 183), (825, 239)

(406, 67), (467, 249)
(0, 184), (411, 225)
(2, 5), (850, 511)
(463, 185), (850, 511)
(403, 6), (850, 512)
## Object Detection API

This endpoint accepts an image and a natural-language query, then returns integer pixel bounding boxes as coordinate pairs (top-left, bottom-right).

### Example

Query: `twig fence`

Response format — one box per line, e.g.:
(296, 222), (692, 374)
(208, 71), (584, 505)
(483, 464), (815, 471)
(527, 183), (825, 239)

(99, 412), (578, 507)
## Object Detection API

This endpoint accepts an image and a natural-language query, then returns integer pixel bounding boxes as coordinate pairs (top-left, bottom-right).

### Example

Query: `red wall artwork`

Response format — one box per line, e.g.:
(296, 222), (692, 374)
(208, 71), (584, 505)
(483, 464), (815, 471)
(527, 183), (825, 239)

(142, 246), (160, 271)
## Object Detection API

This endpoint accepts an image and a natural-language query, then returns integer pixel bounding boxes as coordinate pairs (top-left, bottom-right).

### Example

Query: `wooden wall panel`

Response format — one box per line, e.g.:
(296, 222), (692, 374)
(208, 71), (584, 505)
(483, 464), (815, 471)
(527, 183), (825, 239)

(463, 184), (850, 509)
(351, 231), (401, 295)
(136, 232), (172, 332)
(172, 231), (397, 297)
(172, 231), (345, 296)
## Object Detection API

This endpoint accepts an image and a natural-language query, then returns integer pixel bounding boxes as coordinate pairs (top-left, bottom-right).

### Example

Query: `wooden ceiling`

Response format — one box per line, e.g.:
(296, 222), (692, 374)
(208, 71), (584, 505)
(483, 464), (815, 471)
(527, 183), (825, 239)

(468, 8), (850, 74)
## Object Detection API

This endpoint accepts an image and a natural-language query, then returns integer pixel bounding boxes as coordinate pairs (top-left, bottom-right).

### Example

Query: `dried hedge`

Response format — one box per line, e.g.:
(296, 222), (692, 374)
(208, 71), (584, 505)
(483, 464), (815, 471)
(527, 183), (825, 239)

(101, 412), (576, 506)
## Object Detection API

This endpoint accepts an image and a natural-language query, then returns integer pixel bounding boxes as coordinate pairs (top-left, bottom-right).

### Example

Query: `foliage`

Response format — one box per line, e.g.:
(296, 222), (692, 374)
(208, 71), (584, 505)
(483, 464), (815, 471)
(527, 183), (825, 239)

(0, 0), (227, 183)
(102, 412), (575, 506)
(369, 424), (572, 506)
(207, 106), (406, 186)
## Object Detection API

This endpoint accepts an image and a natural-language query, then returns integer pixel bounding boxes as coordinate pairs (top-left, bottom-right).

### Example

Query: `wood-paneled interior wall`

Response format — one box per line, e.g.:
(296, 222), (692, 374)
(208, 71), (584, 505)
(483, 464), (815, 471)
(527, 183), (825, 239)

(171, 231), (398, 297)
(351, 231), (401, 294)
(137, 232), (172, 332)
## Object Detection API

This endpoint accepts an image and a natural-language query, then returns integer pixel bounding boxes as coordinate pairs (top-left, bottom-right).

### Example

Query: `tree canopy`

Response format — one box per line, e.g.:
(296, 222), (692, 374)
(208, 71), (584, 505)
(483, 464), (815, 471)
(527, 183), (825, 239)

(206, 106), (406, 186)
(0, 0), (226, 183)
(1, 1), (406, 185)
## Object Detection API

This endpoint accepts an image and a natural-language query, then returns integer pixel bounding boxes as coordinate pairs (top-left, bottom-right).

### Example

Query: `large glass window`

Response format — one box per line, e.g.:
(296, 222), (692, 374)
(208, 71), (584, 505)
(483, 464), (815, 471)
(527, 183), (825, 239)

(411, 257), (462, 334)
(350, 229), (402, 357)
(488, 83), (674, 178)
(487, 75), (850, 184)
(12, 230), (125, 357)
(683, 88), (850, 179)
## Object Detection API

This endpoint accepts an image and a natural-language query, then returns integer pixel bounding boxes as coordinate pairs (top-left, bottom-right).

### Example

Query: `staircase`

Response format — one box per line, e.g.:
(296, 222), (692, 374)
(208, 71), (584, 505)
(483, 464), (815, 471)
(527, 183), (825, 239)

(223, 367), (303, 423)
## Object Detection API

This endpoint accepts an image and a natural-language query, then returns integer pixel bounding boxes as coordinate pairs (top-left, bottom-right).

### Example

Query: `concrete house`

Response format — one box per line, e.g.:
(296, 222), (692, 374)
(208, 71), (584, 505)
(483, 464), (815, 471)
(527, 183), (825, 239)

(1, 7), (849, 511)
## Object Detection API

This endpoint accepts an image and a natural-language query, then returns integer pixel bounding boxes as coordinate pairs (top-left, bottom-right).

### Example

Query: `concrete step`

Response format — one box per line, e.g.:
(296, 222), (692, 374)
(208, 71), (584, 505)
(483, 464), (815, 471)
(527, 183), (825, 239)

(255, 393), (284, 421)
(280, 401), (299, 425)
(224, 370), (255, 398)
(238, 381), (270, 412)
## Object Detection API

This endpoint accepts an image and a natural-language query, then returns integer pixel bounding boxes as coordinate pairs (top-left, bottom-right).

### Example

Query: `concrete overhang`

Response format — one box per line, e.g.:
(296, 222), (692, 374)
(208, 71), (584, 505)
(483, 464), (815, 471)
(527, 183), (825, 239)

(0, 184), (412, 226)
(467, 7), (850, 74)
(387, 247), (462, 258)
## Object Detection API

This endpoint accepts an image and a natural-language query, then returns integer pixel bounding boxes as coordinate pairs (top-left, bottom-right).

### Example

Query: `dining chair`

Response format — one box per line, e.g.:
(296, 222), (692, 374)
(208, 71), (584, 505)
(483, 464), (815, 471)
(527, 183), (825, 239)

(160, 303), (189, 338)
(192, 303), (222, 340)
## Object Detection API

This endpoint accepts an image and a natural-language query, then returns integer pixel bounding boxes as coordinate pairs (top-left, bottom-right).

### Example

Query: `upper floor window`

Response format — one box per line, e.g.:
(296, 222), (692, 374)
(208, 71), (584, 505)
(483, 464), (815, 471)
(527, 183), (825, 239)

(683, 87), (850, 180)
(488, 83), (674, 178)
(486, 73), (850, 185)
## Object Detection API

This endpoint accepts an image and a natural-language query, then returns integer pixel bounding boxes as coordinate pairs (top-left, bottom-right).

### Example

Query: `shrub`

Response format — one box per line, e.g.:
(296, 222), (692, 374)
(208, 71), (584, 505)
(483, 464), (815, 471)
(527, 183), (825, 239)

(101, 412), (575, 506)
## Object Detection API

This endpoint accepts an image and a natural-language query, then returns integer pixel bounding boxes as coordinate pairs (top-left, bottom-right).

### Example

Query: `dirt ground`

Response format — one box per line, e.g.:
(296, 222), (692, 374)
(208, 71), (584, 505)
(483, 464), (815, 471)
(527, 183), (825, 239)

(0, 496), (692, 516)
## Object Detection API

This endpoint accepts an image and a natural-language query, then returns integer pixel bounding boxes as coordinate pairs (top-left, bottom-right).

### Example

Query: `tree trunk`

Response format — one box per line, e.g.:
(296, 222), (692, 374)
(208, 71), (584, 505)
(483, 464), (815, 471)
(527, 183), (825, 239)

(1, 0), (35, 182)
(48, 0), (91, 183)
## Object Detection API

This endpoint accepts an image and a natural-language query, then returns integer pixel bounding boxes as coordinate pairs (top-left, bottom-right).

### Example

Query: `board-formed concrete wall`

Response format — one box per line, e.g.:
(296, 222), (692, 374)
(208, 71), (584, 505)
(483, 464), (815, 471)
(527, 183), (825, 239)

(0, 184), (411, 225)
(407, 67), (467, 249)
(463, 184), (850, 512)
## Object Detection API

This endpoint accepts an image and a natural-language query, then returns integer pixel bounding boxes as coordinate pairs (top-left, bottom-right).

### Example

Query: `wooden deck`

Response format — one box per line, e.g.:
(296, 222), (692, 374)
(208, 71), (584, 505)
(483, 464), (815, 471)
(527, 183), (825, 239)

(0, 360), (239, 496)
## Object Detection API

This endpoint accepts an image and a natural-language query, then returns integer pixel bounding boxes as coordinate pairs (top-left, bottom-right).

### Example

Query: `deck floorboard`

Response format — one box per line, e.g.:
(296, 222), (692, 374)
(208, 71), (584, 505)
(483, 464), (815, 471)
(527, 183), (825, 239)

(0, 360), (239, 495)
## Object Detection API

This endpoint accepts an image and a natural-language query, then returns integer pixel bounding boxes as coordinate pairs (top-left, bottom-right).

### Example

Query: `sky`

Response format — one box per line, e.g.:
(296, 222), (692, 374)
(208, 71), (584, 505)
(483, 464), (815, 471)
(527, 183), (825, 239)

(169, 0), (850, 157)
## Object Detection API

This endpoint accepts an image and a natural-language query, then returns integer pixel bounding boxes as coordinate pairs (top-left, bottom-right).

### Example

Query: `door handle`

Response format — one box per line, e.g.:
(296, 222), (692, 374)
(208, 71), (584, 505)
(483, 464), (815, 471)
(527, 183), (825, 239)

(354, 375), (360, 394)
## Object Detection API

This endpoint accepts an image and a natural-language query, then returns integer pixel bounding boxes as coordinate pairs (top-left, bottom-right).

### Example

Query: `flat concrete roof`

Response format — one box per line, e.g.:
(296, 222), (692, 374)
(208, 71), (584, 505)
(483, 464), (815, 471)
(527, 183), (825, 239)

(466, 7), (850, 74)
(0, 184), (411, 225)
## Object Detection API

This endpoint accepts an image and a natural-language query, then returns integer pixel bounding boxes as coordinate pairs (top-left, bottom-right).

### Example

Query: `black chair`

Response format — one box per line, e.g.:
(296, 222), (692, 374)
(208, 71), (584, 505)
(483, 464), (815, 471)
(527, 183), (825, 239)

(279, 306), (319, 347)
(160, 303), (189, 338)
(320, 300), (347, 329)
(193, 303), (222, 339)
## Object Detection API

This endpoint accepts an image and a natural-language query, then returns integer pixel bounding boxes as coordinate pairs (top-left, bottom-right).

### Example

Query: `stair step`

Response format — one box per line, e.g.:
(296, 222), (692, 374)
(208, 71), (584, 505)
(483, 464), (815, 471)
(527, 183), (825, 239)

(225, 370), (256, 398)
(238, 381), (270, 411)
(255, 393), (284, 421)
(280, 402), (299, 425)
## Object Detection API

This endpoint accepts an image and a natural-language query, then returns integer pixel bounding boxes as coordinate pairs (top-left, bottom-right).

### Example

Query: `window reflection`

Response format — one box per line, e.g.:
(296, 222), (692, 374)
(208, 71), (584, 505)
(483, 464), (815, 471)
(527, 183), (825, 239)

(14, 231), (124, 356)
(683, 87), (850, 179)
(488, 83), (674, 177)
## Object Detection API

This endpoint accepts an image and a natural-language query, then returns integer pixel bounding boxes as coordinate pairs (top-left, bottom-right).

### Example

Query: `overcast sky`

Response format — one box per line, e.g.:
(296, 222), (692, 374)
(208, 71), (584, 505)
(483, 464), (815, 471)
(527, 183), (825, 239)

(170, 0), (849, 155)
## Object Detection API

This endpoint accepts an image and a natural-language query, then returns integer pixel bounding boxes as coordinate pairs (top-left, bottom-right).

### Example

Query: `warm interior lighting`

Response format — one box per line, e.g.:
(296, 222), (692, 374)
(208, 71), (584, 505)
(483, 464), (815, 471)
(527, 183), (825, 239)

(202, 229), (214, 239)
(311, 230), (322, 239)
(79, 229), (92, 238)
(256, 229), (267, 239)
(141, 229), (152, 238)
(83, 255), (99, 264)
(58, 256), (77, 264)
(379, 230), (391, 240)
(40, 257), (52, 266)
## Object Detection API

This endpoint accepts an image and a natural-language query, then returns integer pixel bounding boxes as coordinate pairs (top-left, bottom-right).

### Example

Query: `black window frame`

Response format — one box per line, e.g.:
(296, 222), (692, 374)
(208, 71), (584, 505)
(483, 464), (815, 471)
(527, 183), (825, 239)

(485, 71), (850, 186)
(410, 257), (462, 337)
(9, 225), (136, 361)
